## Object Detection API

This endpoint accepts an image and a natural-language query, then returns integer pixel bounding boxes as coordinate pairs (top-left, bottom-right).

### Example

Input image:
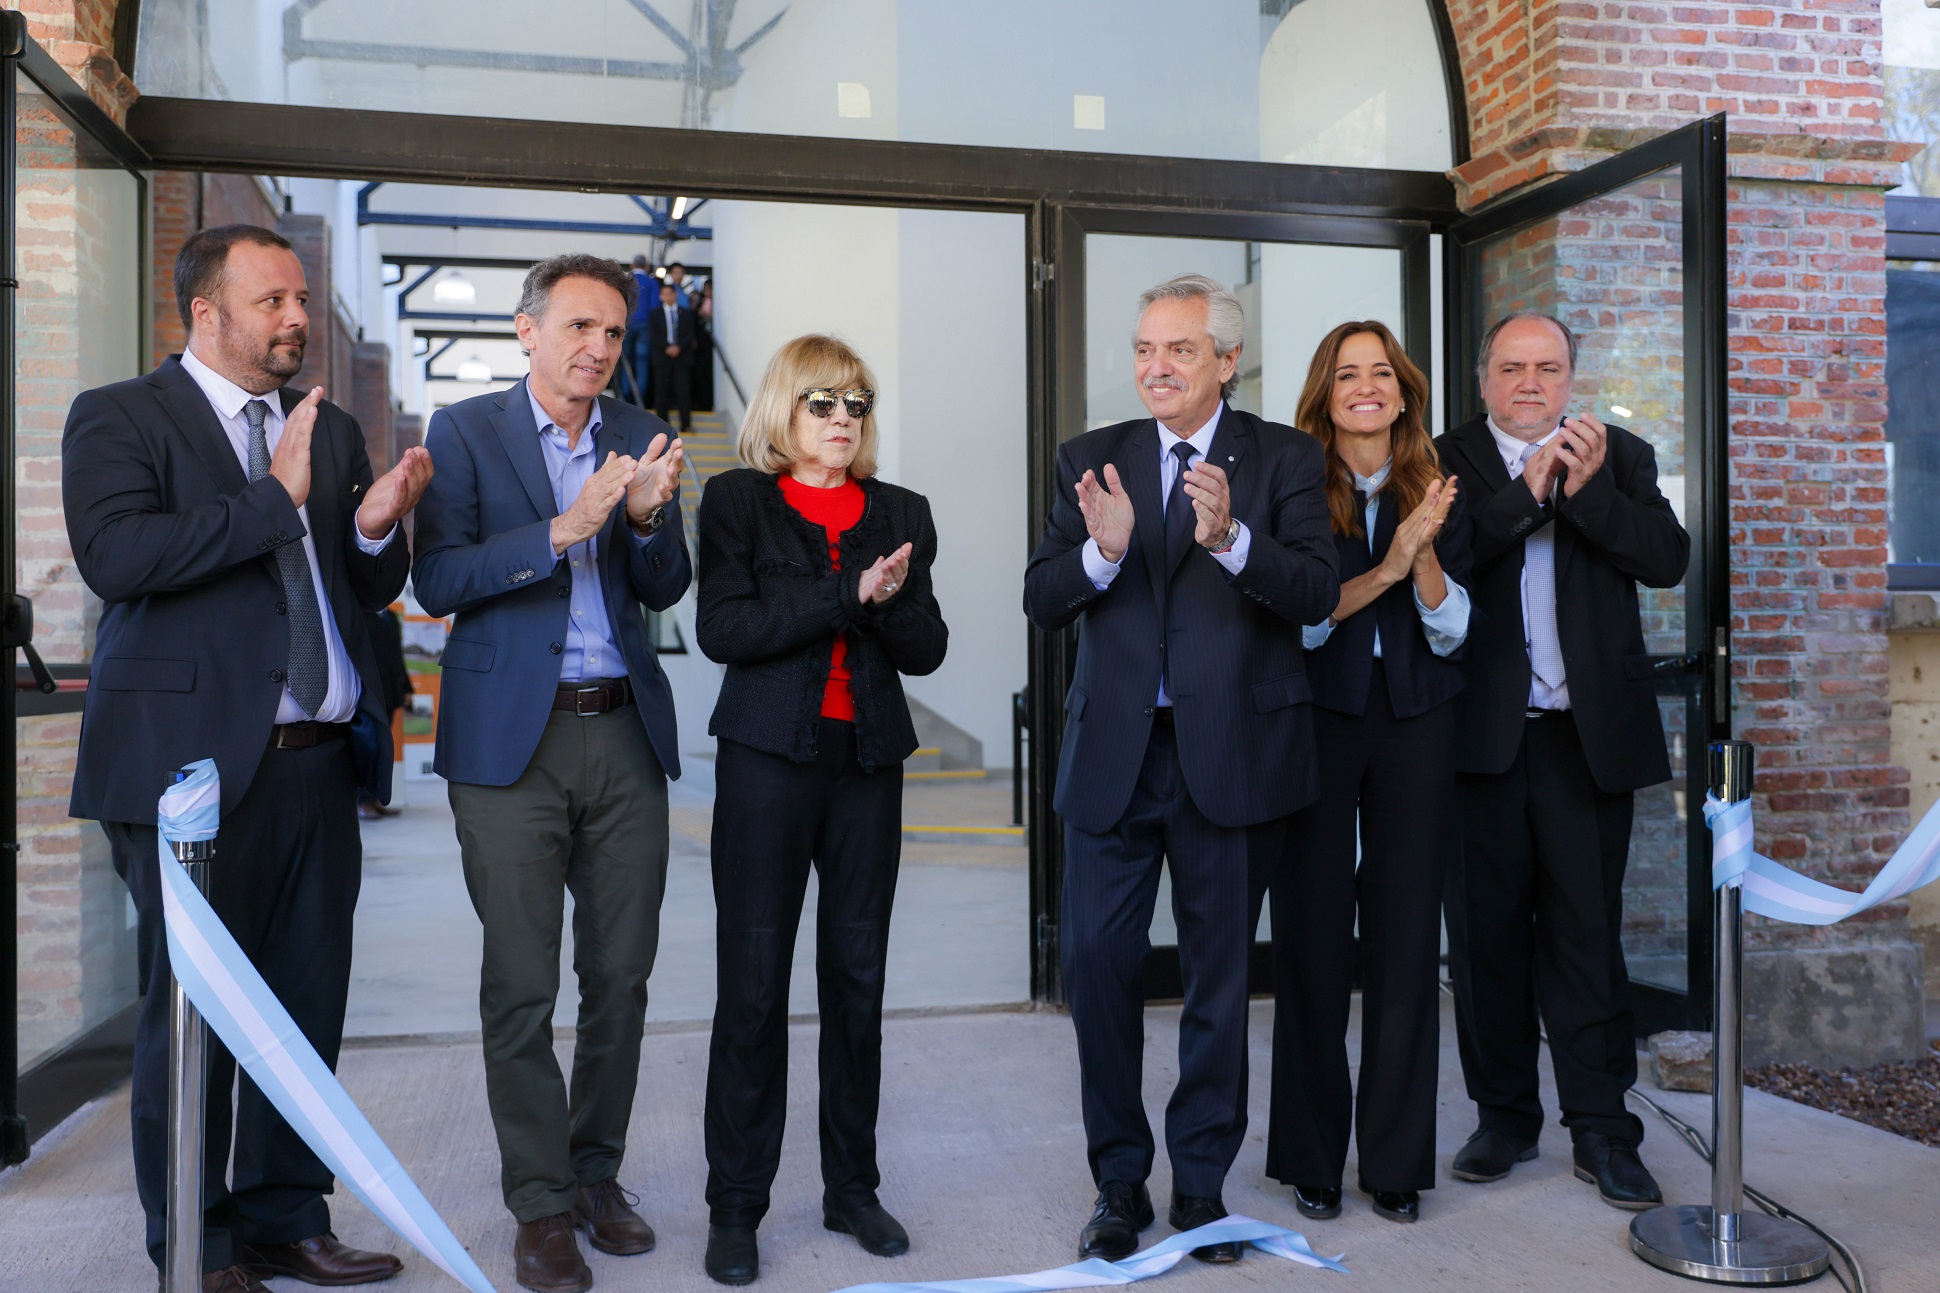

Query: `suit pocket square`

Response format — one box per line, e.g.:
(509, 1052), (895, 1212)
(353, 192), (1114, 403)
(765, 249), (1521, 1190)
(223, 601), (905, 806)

(1250, 672), (1312, 713)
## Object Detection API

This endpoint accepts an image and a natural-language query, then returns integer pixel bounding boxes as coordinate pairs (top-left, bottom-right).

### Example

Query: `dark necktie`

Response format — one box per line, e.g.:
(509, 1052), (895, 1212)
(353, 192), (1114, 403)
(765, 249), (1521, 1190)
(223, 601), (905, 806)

(1164, 441), (1197, 572)
(244, 399), (329, 718)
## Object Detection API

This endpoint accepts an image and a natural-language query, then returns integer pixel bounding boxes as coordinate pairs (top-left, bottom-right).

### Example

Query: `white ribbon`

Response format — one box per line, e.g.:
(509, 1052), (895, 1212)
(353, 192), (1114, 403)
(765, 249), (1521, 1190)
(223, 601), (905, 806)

(1705, 791), (1940, 924)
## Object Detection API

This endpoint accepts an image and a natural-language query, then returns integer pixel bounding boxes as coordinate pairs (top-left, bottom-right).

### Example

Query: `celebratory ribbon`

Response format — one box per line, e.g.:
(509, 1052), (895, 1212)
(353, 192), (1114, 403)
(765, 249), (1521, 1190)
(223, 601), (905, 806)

(829, 1215), (1347, 1293)
(1704, 791), (1940, 925)
(157, 760), (497, 1293)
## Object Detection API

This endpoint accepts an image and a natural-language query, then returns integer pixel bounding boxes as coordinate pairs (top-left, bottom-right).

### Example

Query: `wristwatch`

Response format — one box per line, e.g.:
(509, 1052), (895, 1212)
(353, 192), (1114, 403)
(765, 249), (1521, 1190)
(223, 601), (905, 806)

(631, 506), (666, 537)
(1204, 518), (1240, 554)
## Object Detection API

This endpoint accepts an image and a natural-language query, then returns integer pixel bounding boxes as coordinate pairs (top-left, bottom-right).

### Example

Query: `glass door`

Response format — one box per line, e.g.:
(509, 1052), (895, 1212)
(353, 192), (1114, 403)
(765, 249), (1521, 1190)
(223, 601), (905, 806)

(1034, 206), (1435, 1002)
(1445, 115), (1730, 1033)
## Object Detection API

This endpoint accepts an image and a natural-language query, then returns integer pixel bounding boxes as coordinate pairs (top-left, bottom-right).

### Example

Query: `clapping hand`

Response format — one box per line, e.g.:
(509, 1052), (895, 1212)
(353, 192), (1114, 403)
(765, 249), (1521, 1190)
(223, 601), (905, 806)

(1556, 413), (1608, 497)
(551, 451), (636, 554)
(1076, 464), (1135, 563)
(356, 445), (434, 540)
(1379, 476), (1456, 582)
(859, 543), (913, 605)
(627, 432), (683, 527)
(268, 387), (324, 508)
(1182, 459), (1233, 547)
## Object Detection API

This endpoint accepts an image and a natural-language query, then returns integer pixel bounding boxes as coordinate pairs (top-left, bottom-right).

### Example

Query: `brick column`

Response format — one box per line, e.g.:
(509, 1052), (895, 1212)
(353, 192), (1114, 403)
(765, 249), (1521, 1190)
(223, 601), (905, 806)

(1443, 0), (1923, 1064)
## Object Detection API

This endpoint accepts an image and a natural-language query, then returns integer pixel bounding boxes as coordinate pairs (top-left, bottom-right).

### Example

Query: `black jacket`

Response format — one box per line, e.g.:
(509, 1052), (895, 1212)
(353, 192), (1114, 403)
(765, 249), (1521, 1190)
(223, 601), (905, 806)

(1304, 482), (1473, 720)
(696, 468), (948, 770)
(1434, 416), (1690, 792)
(63, 356), (408, 823)
(1022, 405), (1340, 834)
(647, 304), (697, 364)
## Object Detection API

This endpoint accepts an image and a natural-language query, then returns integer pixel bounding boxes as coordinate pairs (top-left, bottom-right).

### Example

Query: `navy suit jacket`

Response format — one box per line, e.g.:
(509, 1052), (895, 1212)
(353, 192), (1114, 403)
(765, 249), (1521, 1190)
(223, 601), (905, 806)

(63, 356), (408, 824)
(646, 305), (697, 362)
(1022, 405), (1339, 834)
(1303, 483), (1473, 720)
(412, 384), (691, 786)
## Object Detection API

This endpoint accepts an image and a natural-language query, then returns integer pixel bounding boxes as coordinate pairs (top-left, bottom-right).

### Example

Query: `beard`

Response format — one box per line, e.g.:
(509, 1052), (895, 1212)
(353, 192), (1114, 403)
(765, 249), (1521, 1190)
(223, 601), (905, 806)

(213, 312), (306, 393)
(261, 330), (307, 379)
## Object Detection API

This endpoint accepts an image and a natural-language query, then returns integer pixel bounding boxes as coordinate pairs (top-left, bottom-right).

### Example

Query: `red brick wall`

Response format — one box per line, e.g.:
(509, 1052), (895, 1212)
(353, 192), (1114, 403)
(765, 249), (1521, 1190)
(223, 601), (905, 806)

(18, 0), (135, 122)
(150, 173), (281, 367)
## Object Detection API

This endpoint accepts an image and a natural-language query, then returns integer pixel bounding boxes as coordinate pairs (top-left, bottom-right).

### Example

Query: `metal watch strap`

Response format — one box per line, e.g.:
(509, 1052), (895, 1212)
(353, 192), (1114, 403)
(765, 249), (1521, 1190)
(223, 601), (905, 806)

(633, 506), (666, 536)
(1204, 518), (1239, 554)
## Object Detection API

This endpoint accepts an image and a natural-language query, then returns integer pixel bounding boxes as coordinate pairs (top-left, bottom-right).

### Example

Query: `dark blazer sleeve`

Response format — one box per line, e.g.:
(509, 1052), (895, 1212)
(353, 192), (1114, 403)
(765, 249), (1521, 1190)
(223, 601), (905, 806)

(1555, 431), (1689, 589)
(1222, 431), (1339, 627)
(616, 491), (692, 612)
(337, 409), (410, 611)
(62, 386), (308, 604)
(1469, 469), (1549, 575)
(1431, 482), (1476, 649)
(411, 407), (559, 618)
(695, 475), (872, 664)
(1022, 439), (1109, 631)
(855, 491), (947, 677)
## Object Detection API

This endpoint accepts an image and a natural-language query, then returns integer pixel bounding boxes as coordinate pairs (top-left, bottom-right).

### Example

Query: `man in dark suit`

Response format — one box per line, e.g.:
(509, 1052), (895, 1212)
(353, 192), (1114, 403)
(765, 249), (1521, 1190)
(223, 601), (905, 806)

(1434, 311), (1690, 1210)
(1024, 274), (1338, 1263)
(413, 254), (688, 1293)
(646, 279), (697, 434)
(63, 223), (433, 1291)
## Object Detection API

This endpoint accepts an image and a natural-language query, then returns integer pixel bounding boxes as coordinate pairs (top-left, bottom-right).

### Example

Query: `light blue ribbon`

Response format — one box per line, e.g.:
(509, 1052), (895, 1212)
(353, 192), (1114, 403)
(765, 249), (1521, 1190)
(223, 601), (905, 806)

(1704, 791), (1940, 925)
(829, 1215), (1345, 1293)
(158, 760), (498, 1292)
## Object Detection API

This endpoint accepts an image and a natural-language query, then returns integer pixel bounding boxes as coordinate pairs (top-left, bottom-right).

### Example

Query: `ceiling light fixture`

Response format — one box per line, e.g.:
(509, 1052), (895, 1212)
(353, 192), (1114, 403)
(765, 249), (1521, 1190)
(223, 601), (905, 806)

(456, 356), (492, 383)
(671, 196), (689, 221)
(433, 272), (476, 304)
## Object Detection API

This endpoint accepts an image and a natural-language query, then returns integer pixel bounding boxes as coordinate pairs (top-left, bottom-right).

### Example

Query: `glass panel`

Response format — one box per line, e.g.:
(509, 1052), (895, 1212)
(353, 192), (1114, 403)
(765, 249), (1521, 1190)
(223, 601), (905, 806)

(1886, 265), (1940, 563)
(136, 0), (1451, 169)
(1886, 0), (1940, 196)
(1473, 166), (1693, 991)
(15, 86), (144, 1072)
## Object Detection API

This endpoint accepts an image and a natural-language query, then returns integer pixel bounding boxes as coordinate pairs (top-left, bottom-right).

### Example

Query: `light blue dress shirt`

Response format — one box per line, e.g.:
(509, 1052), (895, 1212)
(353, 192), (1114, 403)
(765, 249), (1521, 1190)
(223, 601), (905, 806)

(1301, 458), (1470, 657)
(527, 381), (638, 683)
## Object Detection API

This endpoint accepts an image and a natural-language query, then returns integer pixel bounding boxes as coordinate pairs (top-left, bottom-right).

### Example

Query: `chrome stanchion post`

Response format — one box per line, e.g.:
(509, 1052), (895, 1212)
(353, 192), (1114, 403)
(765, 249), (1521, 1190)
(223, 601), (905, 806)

(165, 834), (215, 1293)
(1629, 740), (1829, 1284)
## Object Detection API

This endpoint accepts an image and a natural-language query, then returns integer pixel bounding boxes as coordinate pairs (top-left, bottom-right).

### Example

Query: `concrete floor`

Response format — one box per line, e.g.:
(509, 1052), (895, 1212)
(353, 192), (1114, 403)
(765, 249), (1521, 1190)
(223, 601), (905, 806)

(4, 998), (1938, 1292)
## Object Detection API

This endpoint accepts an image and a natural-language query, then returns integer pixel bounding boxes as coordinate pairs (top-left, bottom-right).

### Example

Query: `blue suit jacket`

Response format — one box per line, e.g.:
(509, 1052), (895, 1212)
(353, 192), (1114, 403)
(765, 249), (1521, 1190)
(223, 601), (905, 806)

(412, 384), (691, 786)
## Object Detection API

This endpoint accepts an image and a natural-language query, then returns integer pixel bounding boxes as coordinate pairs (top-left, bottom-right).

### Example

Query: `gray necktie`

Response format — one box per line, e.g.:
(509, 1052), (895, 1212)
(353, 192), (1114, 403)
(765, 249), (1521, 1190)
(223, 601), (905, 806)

(1517, 442), (1566, 691)
(245, 399), (328, 718)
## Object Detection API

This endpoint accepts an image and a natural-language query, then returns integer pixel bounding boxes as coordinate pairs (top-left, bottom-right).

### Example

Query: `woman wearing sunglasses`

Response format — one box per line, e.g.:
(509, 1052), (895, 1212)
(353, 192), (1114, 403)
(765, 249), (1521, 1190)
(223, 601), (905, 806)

(1258, 320), (1470, 1227)
(693, 333), (948, 1285)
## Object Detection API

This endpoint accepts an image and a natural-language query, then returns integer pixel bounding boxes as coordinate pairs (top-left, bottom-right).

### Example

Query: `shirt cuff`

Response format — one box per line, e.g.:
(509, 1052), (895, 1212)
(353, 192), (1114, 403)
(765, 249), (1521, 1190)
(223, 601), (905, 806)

(1302, 620), (1334, 650)
(1209, 521), (1251, 576)
(1081, 537), (1122, 590)
(1415, 579), (1472, 657)
(354, 522), (397, 556)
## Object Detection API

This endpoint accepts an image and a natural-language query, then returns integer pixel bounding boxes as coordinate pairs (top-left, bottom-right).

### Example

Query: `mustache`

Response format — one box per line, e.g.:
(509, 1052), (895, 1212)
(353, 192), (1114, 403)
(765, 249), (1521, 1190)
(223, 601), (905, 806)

(1142, 376), (1185, 391)
(268, 330), (307, 349)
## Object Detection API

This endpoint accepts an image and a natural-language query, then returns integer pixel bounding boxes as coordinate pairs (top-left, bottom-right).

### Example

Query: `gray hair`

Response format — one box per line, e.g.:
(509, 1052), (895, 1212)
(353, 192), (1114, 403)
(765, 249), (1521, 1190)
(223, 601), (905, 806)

(1476, 310), (1578, 386)
(515, 253), (636, 325)
(1134, 273), (1245, 399)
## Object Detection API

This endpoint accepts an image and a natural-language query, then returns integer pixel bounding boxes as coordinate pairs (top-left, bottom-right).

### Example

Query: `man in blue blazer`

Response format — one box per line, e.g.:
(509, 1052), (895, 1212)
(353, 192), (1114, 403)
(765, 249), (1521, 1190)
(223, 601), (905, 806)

(412, 254), (688, 1293)
(64, 223), (432, 1291)
(1023, 275), (1338, 1263)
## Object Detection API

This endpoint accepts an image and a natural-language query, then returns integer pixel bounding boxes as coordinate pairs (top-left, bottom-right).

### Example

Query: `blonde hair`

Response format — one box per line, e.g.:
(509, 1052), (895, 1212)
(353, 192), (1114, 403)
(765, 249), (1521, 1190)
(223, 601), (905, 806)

(736, 334), (880, 478)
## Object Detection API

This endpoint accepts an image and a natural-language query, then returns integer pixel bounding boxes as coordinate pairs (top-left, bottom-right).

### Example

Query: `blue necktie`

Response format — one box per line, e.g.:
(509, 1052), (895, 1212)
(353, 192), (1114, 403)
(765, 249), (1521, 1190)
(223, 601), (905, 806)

(1164, 441), (1197, 573)
(245, 399), (329, 718)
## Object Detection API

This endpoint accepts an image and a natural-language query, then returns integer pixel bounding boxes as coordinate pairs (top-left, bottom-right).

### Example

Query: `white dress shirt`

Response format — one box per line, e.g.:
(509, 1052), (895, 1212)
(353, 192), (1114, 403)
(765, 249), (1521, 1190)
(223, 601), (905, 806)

(1300, 458), (1470, 656)
(180, 348), (396, 724)
(1080, 403), (1251, 706)
(1487, 417), (1570, 710)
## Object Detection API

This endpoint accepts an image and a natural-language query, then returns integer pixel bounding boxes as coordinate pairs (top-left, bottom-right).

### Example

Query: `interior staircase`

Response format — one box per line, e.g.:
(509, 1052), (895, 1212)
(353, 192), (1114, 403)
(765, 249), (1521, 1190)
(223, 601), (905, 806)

(678, 408), (737, 539)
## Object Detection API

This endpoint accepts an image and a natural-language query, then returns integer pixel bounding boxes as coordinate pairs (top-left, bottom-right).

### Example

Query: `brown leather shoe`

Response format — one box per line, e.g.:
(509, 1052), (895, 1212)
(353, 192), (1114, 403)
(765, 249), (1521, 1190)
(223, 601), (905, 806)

(241, 1233), (403, 1286)
(574, 1178), (657, 1255)
(514, 1213), (592, 1293)
(154, 1267), (272, 1293)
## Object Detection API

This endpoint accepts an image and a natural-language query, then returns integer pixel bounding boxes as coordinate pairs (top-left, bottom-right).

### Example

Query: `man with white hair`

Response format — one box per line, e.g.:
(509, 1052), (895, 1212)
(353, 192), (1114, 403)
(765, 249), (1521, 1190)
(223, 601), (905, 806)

(1024, 274), (1338, 1262)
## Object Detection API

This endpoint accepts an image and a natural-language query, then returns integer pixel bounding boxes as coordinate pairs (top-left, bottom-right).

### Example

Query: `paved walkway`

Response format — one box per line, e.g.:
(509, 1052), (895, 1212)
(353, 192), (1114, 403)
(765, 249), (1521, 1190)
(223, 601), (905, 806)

(4, 998), (1936, 1292)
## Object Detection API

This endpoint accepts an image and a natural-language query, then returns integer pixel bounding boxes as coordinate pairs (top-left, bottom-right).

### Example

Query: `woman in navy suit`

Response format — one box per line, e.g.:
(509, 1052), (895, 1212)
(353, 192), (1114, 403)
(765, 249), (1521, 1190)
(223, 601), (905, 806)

(1259, 320), (1471, 1225)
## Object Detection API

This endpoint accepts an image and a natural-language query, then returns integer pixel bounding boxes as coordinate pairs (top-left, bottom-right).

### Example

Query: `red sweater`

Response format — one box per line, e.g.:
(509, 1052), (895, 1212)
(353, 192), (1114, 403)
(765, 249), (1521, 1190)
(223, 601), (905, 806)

(778, 475), (866, 722)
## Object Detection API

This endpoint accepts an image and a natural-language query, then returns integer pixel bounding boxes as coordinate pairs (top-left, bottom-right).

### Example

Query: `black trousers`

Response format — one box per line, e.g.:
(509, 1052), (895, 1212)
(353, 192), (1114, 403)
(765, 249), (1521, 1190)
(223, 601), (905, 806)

(1061, 720), (1265, 1199)
(104, 737), (361, 1272)
(704, 719), (903, 1227)
(1446, 712), (1645, 1147)
(1260, 667), (1452, 1193)
(651, 354), (693, 431)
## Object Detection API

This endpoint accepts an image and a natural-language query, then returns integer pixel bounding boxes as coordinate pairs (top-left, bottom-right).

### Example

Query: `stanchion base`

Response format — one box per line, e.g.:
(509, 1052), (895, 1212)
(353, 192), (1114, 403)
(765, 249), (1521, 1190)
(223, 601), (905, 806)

(1630, 1205), (1830, 1285)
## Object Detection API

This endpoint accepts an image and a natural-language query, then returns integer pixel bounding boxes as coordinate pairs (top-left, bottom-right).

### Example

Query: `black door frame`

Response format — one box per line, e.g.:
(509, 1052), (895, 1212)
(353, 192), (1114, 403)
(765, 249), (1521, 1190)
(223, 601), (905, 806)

(1443, 114), (1731, 1033)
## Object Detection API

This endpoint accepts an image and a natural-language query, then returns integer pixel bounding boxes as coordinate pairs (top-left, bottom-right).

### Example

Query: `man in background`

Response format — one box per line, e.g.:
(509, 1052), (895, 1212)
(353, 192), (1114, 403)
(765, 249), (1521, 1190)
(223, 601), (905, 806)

(647, 278), (697, 435)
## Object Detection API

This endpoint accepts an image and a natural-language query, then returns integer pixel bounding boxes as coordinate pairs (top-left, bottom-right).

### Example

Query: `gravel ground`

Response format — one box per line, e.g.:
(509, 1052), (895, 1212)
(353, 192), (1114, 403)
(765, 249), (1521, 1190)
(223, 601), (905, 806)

(1746, 1043), (1940, 1148)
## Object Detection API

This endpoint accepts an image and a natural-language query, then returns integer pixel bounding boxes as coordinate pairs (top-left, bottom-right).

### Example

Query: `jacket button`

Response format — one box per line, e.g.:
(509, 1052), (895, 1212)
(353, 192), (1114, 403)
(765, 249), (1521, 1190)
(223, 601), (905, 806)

(1144, 706), (1154, 716)
(549, 642), (563, 655)
(276, 601), (287, 615)
(269, 669), (284, 683)
(557, 586), (569, 598)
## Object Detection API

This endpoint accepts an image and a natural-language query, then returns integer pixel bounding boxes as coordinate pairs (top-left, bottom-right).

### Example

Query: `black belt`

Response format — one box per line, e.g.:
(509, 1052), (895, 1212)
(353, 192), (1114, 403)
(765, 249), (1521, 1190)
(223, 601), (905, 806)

(1526, 708), (1572, 722)
(270, 720), (353, 750)
(555, 678), (633, 715)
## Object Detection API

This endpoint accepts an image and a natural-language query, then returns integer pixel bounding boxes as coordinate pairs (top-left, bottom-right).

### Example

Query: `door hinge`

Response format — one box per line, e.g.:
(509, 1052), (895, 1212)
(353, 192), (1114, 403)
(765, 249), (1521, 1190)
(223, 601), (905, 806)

(1712, 625), (1730, 727)
(1033, 260), (1055, 290)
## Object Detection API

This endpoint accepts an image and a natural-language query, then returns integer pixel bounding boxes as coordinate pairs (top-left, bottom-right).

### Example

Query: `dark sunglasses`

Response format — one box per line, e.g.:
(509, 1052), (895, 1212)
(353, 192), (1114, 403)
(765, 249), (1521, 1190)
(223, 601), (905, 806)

(799, 387), (875, 419)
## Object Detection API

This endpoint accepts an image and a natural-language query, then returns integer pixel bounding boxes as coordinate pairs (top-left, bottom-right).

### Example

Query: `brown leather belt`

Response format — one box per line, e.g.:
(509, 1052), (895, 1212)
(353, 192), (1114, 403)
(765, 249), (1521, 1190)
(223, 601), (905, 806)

(270, 720), (353, 750)
(554, 678), (633, 715)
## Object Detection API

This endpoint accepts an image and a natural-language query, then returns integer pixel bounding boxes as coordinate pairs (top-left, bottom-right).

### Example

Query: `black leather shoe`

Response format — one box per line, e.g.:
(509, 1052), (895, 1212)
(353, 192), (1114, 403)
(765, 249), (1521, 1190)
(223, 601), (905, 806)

(1168, 1195), (1240, 1264)
(241, 1232), (403, 1285)
(1078, 1181), (1153, 1261)
(1291, 1185), (1341, 1220)
(1573, 1135), (1663, 1210)
(1450, 1127), (1538, 1182)
(1364, 1188), (1420, 1223)
(704, 1225), (759, 1286)
(823, 1197), (910, 1257)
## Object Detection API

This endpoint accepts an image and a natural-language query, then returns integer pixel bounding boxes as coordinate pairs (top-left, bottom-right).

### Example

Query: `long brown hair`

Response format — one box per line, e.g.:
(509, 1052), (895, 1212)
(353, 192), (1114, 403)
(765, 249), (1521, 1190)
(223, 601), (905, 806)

(1294, 320), (1439, 539)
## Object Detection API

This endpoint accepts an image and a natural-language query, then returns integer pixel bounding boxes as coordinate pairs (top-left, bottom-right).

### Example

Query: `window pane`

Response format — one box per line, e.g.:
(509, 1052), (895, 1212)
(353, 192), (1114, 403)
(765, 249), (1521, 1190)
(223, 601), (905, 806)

(15, 86), (144, 1072)
(136, 0), (1450, 169)
(1886, 265), (1940, 564)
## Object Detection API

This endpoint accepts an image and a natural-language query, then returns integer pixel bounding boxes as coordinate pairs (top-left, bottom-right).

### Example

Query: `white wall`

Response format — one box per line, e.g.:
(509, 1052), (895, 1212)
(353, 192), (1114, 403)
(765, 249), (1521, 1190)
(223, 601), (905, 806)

(1259, 0), (1454, 170)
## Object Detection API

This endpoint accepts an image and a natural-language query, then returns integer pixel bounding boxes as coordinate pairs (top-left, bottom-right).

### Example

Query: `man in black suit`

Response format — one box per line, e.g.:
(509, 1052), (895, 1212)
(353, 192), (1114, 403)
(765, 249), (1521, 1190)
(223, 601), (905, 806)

(1024, 274), (1338, 1263)
(63, 224), (434, 1292)
(1434, 311), (1689, 1210)
(646, 279), (696, 433)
